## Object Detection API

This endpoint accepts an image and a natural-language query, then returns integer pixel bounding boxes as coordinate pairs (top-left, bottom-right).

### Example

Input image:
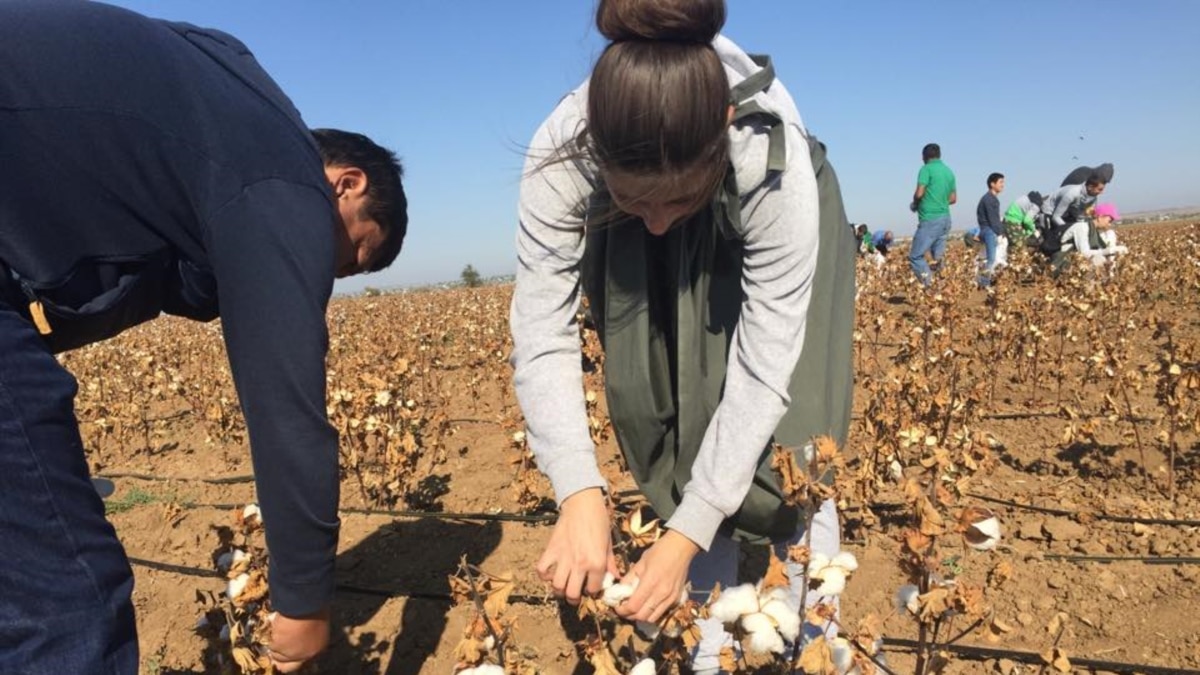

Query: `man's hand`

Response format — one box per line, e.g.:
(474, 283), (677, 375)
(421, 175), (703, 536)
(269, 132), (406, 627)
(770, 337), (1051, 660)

(269, 607), (330, 673)
(536, 487), (617, 605)
(614, 530), (700, 623)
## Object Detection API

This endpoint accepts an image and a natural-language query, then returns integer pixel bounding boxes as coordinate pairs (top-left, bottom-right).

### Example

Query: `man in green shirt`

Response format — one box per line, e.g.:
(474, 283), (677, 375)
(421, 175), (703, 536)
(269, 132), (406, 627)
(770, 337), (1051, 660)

(908, 143), (957, 285)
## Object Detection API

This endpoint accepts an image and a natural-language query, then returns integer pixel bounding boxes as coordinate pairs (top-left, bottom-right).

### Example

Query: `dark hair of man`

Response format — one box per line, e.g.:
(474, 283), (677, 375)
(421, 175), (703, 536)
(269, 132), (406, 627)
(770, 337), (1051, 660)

(922, 143), (941, 161)
(987, 172), (1004, 187)
(587, 0), (730, 211)
(311, 128), (408, 272)
(1085, 174), (1107, 189)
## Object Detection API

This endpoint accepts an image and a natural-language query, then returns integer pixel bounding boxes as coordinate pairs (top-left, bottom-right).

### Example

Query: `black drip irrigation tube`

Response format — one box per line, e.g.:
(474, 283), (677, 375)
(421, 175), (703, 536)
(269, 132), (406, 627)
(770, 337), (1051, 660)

(126, 557), (550, 605)
(968, 492), (1200, 527)
(882, 637), (1200, 675)
(98, 471), (256, 485)
(1044, 553), (1200, 565)
(176, 500), (558, 523)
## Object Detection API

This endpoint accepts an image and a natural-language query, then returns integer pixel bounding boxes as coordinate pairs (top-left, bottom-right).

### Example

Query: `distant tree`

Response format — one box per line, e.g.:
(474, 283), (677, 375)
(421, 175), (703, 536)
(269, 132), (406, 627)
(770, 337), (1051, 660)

(364, 286), (382, 297)
(461, 264), (482, 288)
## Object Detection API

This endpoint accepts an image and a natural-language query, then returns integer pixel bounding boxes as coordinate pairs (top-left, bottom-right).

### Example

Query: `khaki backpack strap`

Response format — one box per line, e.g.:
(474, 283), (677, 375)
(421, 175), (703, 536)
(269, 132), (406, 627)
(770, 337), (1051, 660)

(729, 54), (787, 173)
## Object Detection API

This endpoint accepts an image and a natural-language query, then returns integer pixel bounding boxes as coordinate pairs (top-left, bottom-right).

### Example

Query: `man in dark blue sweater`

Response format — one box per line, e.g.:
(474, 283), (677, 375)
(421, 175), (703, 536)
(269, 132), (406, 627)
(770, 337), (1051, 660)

(0, 2), (407, 673)
(975, 172), (1005, 288)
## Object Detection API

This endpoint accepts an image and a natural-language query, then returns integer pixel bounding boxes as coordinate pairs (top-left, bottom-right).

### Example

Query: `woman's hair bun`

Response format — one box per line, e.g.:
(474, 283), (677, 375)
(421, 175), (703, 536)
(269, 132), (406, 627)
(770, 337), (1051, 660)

(595, 0), (725, 44)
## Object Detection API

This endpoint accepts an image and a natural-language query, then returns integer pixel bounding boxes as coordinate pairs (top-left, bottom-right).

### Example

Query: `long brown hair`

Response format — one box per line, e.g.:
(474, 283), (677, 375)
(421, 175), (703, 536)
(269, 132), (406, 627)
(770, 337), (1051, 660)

(586, 0), (730, 208)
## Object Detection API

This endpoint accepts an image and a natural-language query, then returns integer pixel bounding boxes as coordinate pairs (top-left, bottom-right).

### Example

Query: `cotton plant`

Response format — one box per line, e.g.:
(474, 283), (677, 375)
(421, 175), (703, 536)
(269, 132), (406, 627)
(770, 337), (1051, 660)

(707, 579), (805, 656)
(194, 504), (275, 674)
(806, 551), (859, 597)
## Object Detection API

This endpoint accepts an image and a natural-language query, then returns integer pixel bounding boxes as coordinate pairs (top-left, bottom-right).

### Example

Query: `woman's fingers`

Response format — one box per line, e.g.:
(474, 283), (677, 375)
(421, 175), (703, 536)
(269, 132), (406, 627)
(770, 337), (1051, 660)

(535, 549), (556, 582)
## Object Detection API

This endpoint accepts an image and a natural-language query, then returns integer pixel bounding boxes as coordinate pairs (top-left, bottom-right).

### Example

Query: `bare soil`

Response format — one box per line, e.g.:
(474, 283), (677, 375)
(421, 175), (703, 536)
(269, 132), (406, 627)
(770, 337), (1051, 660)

(67, 221), (1200, 674)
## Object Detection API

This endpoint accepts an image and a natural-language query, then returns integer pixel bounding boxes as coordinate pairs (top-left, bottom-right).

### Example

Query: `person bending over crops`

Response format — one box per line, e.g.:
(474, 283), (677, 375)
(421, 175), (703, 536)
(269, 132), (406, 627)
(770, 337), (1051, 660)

(509, 0), (855, 669)
(1046, 203), (1128, 275)
(0, 3), (407, 673)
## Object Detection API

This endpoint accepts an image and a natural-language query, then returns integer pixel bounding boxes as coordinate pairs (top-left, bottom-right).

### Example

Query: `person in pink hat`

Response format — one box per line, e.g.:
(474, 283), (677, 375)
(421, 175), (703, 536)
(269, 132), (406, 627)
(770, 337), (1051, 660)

(1049, 202), (1127, 275)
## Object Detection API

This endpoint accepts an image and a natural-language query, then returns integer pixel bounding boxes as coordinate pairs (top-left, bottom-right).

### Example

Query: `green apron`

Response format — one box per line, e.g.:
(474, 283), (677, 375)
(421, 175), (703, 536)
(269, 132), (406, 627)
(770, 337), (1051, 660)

(580, 56), (856, 543)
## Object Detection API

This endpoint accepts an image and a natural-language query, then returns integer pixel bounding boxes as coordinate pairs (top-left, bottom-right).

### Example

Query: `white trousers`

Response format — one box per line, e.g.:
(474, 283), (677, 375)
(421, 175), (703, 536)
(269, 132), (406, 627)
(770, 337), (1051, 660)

(688, 498), (842, 672)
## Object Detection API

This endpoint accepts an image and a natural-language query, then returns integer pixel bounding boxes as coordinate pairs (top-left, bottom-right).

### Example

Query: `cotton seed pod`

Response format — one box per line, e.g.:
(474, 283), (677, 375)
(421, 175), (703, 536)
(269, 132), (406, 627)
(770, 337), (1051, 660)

(744, 622), (786, 655)
(807, 552), (857, 597)
(226, 573), (250, 601)
(709, 582), (760, 624)
(602, 577), (638, 608)
(895, 584), (920, 615)
(242, 504), (262, 527)
(760, 598), (801, 641)
(628, 658), (656, 675)
(960, 506), (1002, 551)
(812, 568), (847, 596)
(831, 552), (859, 572)
(740, 611), (775, 635)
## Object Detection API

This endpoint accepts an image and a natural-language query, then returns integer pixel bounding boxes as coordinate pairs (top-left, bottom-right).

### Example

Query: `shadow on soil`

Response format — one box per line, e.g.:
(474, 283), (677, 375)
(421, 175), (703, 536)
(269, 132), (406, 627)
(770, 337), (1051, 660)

(319, 518), (503, 675)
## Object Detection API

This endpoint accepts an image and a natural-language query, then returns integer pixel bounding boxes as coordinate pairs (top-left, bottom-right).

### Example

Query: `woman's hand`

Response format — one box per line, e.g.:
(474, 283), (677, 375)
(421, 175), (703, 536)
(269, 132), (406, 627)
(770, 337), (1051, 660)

(614, 530), (700, 623)
(536, 488), (616, 605)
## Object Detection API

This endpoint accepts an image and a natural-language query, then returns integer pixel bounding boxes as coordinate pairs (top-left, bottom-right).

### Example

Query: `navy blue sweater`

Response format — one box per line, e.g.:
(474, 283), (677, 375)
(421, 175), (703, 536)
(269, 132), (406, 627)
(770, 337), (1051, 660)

(976, 192), (1003, 236)
(0, 1), (339, 615)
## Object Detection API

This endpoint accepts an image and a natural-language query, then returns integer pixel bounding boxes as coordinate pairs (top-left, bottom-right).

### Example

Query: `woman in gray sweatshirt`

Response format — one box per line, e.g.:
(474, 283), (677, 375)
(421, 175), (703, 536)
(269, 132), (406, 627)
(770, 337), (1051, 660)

(510, 0), (855, 667)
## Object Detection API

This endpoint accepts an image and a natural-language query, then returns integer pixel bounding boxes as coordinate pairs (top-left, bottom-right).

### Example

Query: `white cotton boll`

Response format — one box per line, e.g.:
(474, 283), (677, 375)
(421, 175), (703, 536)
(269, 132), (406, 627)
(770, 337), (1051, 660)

(471, 665), (505, 675)
(635, 620), (660, 640)
(628, 658), (657, 675)
(832, 552), (859, 572)
(760, 599), (801, 641)
(602, 572), (616, 590)
(739, 612), (775, 635)
(709, 583), (760, 624)
(829, 637), (861, 675)
(813, 567), (847, 596)
(888, 458), (904, 482)
(602, 578), (638, 608)
(758, 585), (793, 606)
(745, 625), (786, 655)
(806, 553), (831, 578)
(966, 516), (1002, 551)
(242, 504), (261, 525)
(895, 585), (920, 615)
(232, 549), (249, 565)
(226, 573), (250, 600)
(482, 635), (495, 652)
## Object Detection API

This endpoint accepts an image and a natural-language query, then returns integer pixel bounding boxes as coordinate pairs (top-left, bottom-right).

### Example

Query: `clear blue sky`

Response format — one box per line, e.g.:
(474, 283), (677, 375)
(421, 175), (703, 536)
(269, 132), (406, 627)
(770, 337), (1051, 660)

(107, 1), (1200, 292)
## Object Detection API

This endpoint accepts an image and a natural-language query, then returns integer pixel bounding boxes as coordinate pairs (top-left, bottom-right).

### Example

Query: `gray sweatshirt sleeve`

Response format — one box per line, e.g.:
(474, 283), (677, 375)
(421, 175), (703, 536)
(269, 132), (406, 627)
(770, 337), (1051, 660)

(667, 122), (820, 549)
(510, 92), (608, 504)
(1046, 184), (1081, 226)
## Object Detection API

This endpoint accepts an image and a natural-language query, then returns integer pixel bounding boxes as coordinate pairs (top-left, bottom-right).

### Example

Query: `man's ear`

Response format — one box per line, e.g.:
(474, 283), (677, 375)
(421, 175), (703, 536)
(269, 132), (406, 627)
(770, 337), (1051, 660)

(726, 104), (736, 126)
(330, 166), (369, 199)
